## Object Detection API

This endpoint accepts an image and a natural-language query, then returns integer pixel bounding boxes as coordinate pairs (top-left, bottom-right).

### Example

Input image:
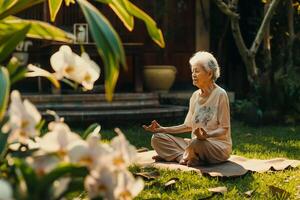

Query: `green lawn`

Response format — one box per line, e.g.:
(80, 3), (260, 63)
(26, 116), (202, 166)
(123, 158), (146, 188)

(98, 121), (300, 199)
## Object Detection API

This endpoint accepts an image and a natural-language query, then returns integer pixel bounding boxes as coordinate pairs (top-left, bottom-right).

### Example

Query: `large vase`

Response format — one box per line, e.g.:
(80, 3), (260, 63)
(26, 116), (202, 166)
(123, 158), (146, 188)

(143, 65), (177, 92)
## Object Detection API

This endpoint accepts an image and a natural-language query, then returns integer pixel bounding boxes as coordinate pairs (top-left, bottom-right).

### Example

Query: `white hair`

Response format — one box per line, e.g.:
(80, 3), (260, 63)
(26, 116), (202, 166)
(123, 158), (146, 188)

(189, 51), (220, 81)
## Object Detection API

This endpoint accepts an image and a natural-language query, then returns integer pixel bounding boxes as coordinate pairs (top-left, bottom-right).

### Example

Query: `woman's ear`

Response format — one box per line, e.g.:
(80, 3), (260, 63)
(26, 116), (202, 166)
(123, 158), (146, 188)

(208, 70), (213, 80)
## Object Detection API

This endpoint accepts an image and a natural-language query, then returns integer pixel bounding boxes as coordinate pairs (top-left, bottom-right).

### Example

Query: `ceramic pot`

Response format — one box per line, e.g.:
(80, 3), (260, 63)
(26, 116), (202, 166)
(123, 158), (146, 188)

(143, 65), (177, 92)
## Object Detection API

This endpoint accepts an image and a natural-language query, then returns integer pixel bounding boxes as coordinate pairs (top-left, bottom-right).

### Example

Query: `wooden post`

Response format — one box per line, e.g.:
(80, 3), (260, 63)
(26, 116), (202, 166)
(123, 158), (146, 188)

(195, 0), (210, 51)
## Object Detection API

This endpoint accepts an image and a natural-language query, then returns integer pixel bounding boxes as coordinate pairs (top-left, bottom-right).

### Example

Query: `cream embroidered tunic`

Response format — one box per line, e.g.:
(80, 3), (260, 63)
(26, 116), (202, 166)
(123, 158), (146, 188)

(184, 85), (232, 152)
(151, 85), (232, 164)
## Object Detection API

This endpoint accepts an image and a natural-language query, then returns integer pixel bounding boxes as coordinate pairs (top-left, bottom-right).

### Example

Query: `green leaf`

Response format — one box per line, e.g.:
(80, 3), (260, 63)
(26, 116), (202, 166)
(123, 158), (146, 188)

(14, 159), (38, 195)
(10, 66), (27, 85)
(0, 0), (44, 20)
(6, 56), (21, 76)
(48, 0), (63, 22)
(54, 178), (85, 199)
(0, 0), (17, 14)
(64, 0), (75, 6)
(35, 119), (46, 132)
(0, 116), (9, 161)
(94, 0), (164, 47)
(0, 130), (9, 161)
(10, 148), (39, 158)
(122, 0), (165, 48)
(94, 0), (110, 3)
(2, 16), (74, 42)
(0, 67), (10, 121)
(82, 123), (100, 139)
(94, 0), (134, 31)
(78, 0), (126, 101)
(0, 23), (30, 63)
(37, 163), (89, 198)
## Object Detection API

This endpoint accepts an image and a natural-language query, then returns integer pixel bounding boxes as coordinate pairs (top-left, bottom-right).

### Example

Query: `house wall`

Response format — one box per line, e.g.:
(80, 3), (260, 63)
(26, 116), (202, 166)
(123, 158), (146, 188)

(14, 1), (197, 93)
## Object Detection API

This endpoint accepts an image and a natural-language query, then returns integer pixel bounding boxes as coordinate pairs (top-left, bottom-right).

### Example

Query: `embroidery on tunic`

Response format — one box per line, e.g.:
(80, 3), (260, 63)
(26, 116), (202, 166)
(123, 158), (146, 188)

(194, 106), (216, 126)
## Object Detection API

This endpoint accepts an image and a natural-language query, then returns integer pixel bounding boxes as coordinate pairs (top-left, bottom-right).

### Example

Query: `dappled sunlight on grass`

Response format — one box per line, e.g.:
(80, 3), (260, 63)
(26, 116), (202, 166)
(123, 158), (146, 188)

(76, 121), (299, 199)
(231, 122), (300, 159)
(131, 167), (300, 199)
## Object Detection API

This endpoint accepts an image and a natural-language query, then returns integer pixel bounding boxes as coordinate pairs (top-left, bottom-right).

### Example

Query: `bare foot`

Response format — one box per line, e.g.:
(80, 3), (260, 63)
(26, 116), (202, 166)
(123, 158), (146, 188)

(152, 155), (166, 162)
(186, 159), (200, 167)
(179, 158), (188, 165)
(179, 159), (199, 166)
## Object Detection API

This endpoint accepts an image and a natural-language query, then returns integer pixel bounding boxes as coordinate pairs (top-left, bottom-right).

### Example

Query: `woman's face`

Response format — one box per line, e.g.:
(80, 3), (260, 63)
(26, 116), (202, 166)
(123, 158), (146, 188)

(191, 64), (212, 88)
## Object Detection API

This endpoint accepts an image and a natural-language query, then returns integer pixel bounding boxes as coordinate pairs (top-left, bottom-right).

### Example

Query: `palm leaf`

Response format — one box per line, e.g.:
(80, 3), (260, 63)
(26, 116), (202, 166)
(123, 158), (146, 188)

(0, 0), (43, 20)
(122, 0), (165, 48)
(0, 23), (30, 63)
(2, 16), (74, 42)
(94, 0), (134, 31)
(78, 0), (126, 101)
(48, 0), (63, 22)
(0, 67), (10, 121)
(64, 0), (75, 6)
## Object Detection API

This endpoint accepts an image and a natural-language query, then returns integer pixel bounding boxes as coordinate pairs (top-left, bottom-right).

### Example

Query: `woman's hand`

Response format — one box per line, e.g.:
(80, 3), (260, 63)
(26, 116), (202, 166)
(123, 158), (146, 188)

(193, 128), (209, 140)
(142, 120), (166, 133)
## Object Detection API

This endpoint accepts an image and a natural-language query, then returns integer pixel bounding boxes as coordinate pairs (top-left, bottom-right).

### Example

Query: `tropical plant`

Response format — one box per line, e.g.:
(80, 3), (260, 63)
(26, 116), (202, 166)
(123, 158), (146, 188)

(0, 0), (165, 101)
(0, 91), (144, 199)
(0, 0), (165, 199)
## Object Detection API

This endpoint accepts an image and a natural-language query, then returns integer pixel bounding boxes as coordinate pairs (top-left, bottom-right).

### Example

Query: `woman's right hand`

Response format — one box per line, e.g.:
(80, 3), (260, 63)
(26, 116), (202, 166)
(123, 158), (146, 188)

(193, 128), (209, 140)
(142, 120), (166, 133)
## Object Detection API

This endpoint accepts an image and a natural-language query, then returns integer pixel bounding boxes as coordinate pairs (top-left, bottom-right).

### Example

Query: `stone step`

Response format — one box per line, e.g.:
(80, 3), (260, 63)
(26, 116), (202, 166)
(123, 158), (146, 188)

(41, 105), (188, 123)
(36, 100), (160, 111)
(23, 93), (159, 103)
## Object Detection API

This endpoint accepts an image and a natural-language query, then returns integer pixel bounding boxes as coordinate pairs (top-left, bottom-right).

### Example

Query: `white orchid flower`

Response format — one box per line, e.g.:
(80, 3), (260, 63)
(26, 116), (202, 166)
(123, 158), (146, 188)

(0, 179), (13, 200)
(7, 90), (41, 144)
(109, 129), (137, 170)
(50, 45), (82, 81)
(26, 154), (60, 176)
(26, 64), (60, 88)
(68, 126), (111, 169)
(114, 171), (144, 200)
(50, 45), (100, 90)
(85, 168), (144, 200)
(80, 52), (101, 90)
(38, 122), (81, 160)
(84, 167), (117, 200)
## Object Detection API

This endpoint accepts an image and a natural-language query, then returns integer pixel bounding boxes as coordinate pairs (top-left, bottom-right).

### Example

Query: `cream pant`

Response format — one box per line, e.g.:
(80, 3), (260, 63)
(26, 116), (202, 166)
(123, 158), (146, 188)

(151, 133), (231, 165)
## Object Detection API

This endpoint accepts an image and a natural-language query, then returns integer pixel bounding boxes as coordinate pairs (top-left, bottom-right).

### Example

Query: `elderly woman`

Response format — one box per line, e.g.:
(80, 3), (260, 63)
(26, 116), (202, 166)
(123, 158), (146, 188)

(143, 51), (232, 166)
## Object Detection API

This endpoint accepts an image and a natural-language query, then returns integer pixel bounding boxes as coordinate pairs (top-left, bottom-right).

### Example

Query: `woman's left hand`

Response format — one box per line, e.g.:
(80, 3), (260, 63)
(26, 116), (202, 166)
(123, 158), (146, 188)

(193, 128), (209, 140)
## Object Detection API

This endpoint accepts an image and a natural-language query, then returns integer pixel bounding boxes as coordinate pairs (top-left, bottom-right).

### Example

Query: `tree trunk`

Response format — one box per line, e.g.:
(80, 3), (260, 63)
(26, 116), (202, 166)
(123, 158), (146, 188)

(230, 0), (257, 84)
(249, 0), (281, 55)
(263, 0), (272, 72)
(217, 17), (230, 62)
(211, 0), (282, 86)
(262, 0), (273, 100)
(286, 0), (295, 71)
(230, 13), (257, 84)
(211, 0), (239, 18)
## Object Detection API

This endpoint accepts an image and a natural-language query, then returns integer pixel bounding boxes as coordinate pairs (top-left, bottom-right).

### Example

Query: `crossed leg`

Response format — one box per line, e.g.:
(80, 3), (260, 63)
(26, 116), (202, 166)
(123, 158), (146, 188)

(151, 133), (230, 166)
(151, 133), (188, 162)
